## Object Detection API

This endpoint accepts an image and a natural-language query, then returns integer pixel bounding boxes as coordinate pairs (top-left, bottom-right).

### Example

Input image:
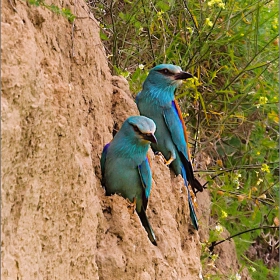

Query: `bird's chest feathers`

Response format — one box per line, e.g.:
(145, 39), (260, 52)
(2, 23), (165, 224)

(107, 143), (148, 167)
(146, 86), (175, 107)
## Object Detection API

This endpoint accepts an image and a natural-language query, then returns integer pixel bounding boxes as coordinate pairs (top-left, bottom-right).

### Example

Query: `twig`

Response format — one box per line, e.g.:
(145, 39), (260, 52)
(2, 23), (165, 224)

(8, 0), (18, 12)
(141, 0), (155, 63)
(70, 0), (77, 58)
(209, 226), (279, 252)
(197, 161), (278, 188)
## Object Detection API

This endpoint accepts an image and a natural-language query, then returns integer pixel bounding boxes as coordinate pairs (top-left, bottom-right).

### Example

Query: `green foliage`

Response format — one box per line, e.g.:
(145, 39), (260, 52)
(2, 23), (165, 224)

(90, 0), (278, 278)
(240, 249), (279, 280)
(27, 0), (76, 23)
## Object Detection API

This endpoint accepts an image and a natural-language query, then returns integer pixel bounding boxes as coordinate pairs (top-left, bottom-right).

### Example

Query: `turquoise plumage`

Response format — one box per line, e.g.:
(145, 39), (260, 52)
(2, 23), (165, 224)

(101, 116), (157, 245)
(136, 64), (203, 230)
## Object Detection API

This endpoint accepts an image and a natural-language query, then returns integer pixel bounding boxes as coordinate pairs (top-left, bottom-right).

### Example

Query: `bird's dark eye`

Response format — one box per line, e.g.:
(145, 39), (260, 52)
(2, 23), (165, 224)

(132, 125), (141, 134)
(158, 68), (172, 76)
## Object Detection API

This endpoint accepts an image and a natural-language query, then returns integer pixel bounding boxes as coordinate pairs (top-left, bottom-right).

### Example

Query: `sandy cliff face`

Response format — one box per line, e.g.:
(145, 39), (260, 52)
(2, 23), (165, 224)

(1, 1), (251, 279)
(1, 1), (202, 279)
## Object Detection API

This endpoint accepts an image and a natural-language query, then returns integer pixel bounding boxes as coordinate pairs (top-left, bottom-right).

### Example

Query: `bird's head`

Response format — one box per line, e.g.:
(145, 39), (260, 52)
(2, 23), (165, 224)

(145, 64), (193, 89)
(125, 116), (157, 145)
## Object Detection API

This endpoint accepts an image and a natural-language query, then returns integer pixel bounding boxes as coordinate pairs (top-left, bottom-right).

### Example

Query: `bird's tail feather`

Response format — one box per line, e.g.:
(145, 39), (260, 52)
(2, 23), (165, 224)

(181, 167), (199, 230)
(185, 160), (204, 193)
(187, 192), (199, 230)
(138, 206), (157, 246)
(179, 151), (204, 193)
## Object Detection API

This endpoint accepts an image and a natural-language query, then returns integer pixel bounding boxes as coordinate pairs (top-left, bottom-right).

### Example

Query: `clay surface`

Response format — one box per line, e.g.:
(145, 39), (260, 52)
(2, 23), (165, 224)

(1, 1), (251, 279)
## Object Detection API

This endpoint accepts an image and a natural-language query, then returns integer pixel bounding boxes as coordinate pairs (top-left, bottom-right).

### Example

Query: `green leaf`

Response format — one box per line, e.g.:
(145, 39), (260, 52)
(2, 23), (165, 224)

(28, 0), (41, 6)
(156, 1), (170, 12)
(100, 30), (109, 41)
(245, 62), (269, 71)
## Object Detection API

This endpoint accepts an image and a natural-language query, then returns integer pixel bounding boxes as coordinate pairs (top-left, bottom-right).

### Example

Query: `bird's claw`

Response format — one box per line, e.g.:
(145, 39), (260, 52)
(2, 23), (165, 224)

(127, 197), (137, 214)
(165, 156), (175, 166)
(190, 189), (198, 210)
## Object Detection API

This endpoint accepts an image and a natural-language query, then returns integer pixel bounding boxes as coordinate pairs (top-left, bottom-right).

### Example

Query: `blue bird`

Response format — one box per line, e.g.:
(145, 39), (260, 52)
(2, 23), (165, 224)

(101, 116), (157, 245)
(136, 64), (203, 230)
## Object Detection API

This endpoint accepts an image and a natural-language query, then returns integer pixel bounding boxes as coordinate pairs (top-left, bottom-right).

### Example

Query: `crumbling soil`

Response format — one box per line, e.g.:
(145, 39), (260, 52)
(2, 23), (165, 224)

(1, 0), (251, 279)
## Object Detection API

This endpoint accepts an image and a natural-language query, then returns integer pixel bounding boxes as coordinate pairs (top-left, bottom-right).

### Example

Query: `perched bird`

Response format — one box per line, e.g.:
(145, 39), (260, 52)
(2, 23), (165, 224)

(136, 64), (203, 230)
(101, 116), (157, 245)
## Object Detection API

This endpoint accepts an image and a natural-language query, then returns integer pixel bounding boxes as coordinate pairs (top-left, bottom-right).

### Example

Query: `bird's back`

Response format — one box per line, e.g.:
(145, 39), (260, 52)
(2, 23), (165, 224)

(105, 144), (146, 209)
(136, 90), (183, 175)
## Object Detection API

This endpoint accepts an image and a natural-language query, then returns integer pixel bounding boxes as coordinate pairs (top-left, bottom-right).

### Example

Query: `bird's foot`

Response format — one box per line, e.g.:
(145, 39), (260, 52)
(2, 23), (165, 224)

(165, 155), (175, 166)
(190, 189), (198, 210)
(127, 197), (137, 214)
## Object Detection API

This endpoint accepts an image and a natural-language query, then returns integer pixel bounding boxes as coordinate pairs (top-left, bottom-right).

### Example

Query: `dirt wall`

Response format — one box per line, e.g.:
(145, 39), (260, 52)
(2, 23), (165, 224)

(1, 1), (251, 279)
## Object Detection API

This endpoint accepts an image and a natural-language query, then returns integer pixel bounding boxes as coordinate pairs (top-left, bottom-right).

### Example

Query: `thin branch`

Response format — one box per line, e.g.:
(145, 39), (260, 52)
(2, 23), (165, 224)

(141, 0), (155, 63)
(198, 162), (278, 189)
(224, 34), (279, 90)
(8, 0), (18, 12)
(209, 226), (279, 252)
(70, 0), (77, 58)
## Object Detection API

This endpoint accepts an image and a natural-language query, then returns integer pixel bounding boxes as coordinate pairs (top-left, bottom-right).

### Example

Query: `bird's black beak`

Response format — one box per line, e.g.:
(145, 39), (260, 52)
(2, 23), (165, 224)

(143, 133), (157, 144)
(174, 71), (193, 80)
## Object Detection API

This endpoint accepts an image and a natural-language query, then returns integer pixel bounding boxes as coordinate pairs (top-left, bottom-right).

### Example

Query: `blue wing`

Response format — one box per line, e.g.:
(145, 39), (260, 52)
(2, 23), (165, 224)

(163, 100), (203, 193)
(138, 155), (157, 245)
(100, 143), (110, 185)
(163, 100), (201, 230)
(138, 156), (152, 210)
(163, 100), (189, 159)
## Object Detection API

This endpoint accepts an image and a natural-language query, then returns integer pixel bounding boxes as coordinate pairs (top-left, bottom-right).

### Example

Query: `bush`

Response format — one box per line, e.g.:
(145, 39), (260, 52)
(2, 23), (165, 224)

(90, 0), (279, 278)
